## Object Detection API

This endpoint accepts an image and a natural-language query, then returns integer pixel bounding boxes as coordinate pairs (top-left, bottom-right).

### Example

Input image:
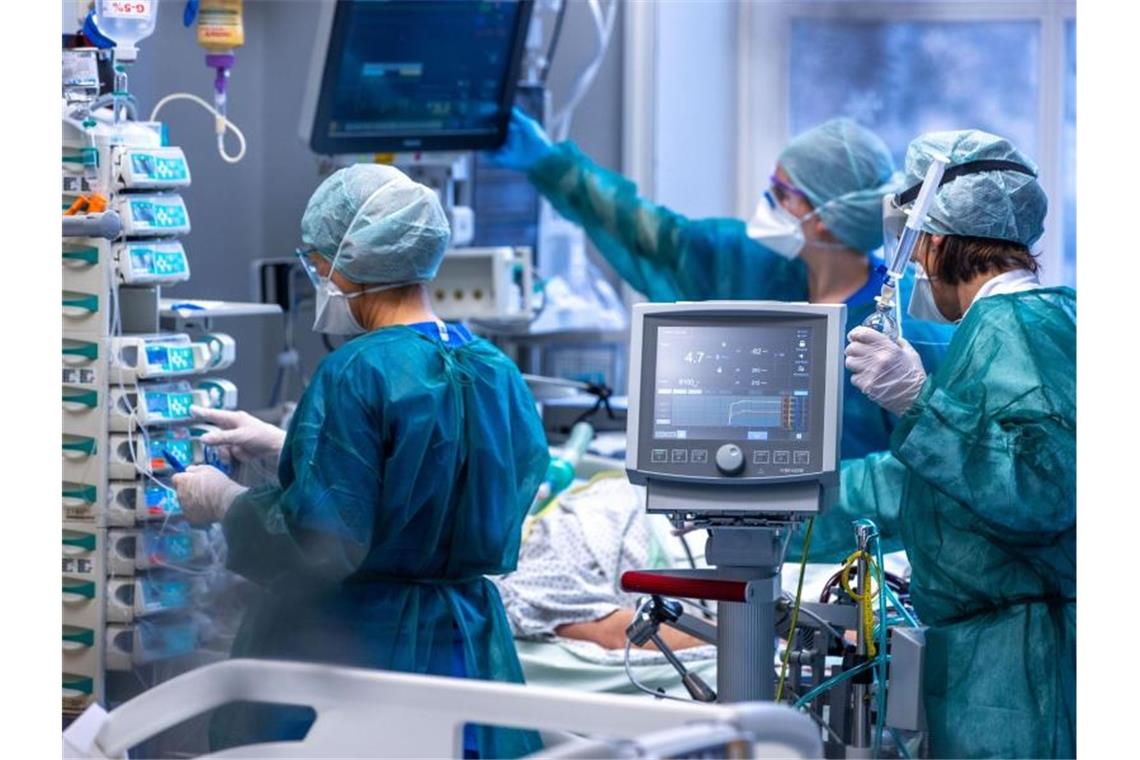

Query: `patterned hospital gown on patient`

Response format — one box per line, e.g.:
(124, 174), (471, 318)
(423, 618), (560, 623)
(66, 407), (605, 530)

(493, 474), (715, 666)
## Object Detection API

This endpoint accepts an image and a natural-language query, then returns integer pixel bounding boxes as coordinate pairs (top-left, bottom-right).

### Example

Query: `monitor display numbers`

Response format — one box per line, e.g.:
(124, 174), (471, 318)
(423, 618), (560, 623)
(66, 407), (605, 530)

(654, 325), (814, 443)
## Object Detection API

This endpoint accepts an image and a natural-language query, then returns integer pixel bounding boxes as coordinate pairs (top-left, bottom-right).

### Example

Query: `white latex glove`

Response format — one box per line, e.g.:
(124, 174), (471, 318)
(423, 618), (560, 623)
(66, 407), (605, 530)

(845, 326), (928, 416)
(191, 406), (286, 464)
(172, 465), (248, 525)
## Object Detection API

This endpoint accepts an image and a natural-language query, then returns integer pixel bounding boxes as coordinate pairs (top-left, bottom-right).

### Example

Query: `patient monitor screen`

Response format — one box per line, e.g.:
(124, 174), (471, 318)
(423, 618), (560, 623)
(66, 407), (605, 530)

(310, 0), (529, 153)
(641, 317), (827, 477)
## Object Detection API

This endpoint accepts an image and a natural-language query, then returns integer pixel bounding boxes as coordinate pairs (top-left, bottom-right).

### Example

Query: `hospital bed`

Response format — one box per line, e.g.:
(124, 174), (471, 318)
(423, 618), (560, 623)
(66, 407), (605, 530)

(63, 659), (823, 758)
(513, 453), (910, 701)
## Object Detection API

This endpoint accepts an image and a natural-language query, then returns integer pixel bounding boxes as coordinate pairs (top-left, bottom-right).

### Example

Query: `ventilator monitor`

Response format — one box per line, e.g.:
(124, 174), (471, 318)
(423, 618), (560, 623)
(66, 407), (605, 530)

(626, 301), (846, 517)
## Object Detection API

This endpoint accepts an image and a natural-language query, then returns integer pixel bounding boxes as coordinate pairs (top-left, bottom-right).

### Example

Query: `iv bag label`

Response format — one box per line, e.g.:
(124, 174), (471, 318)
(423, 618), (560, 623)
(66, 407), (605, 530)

(62, 51), (99, 89)
(62, 558), (94, 575)
(103, 1), (153, 19)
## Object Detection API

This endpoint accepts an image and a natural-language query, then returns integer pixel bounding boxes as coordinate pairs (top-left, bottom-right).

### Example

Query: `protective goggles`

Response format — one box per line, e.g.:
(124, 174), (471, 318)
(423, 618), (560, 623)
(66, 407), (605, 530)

(768, 174), (810, 205)
(294, 247), (323, 288)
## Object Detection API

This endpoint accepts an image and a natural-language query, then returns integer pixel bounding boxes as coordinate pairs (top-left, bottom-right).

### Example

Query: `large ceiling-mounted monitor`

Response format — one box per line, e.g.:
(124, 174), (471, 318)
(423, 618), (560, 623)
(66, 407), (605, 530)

(300, 0), (534, 154)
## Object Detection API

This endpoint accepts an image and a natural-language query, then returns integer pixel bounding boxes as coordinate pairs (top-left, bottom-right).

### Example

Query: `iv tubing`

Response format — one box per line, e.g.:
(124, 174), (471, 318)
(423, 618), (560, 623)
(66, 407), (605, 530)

(150, 92), (247, 163)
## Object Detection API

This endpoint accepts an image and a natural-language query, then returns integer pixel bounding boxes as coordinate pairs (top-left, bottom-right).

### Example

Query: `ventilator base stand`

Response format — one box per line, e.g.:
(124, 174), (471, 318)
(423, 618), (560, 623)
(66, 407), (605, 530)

(622, 525), (788, 703)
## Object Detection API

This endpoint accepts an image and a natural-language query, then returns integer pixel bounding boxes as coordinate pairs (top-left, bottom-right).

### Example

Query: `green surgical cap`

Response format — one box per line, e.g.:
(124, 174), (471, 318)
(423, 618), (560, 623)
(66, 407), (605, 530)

(777, 118), (900, 253)
(301, 163), (451, 285)
(904, 130), (1047, 248)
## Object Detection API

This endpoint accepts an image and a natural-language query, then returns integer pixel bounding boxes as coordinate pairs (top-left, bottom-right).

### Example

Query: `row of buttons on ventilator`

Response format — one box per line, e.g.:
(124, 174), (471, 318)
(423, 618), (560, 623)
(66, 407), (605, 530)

(650, 449), (810, 465)
(753, 450), (811, 465)
(650, 448), (710, 464)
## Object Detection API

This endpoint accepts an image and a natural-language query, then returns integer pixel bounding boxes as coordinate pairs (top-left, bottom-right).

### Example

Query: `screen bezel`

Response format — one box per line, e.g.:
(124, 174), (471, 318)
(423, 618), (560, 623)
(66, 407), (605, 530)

(308, 0), (534, 155)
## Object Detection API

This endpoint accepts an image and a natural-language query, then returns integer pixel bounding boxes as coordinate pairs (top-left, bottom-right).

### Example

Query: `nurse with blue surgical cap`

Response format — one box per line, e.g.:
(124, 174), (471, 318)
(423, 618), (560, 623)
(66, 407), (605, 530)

(173, 164), (549, 758)
(490, 110), (954, 460)
(814, 130), (1075, 758)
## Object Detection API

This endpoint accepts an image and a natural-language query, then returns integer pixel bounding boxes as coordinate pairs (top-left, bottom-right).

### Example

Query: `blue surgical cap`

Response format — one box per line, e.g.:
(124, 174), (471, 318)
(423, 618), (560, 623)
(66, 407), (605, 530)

(777, 118), (901, 253)
(904, 130), (1047, 248)
(301, 164), (451, 285)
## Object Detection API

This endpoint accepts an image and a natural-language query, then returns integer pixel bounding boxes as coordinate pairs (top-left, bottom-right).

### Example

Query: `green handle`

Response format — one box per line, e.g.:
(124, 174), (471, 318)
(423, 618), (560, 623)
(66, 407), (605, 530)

(62, 532), (96, 551)
(62, 628), (95, 646)
(62, 484), (98, 503)
(62, 580), (96, 599)
(62, 342), (98, 360)
(62, 675), (94, 694)
(61, 148), (98, 166)
(62, 437), (97, 456)
(63, 293), (99, 313)
(63, 247), (99, 265)
(62, 389), (99, 408)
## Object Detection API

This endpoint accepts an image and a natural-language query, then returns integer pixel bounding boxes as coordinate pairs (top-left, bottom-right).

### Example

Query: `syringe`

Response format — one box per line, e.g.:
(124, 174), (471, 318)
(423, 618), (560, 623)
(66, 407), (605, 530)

(863, 153), (949, 339)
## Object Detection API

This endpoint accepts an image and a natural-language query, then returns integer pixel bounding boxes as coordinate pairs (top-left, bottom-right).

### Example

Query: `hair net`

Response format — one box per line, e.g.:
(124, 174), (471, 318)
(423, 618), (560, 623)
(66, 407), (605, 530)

(777, 118), (901, 253)
(301, 164), (451, 285)
(904, 130), (1047, 248)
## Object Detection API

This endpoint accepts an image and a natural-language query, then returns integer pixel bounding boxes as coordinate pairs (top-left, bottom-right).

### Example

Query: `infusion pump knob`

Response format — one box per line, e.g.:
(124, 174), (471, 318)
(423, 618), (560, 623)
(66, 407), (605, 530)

(715, 444), (745, 476)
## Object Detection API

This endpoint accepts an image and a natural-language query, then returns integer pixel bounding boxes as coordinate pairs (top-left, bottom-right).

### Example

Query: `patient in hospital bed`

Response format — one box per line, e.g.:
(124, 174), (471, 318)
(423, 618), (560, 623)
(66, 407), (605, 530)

(494, 470), (911, 698)
(493, 473), (718, 698)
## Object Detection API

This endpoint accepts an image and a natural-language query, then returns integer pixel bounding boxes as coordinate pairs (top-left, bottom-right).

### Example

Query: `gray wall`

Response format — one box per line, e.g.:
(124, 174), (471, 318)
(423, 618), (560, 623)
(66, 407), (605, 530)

(66, 0), (625, 410)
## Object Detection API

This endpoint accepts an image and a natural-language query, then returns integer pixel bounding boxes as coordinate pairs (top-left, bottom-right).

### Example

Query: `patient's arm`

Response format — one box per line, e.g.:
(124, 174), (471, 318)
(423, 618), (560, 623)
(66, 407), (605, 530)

(556, 608), (707, 651)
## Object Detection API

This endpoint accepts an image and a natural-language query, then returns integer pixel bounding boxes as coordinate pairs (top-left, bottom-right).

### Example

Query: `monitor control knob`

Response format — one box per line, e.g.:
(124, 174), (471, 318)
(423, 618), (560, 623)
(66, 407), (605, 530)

(715, 444), (745, 476)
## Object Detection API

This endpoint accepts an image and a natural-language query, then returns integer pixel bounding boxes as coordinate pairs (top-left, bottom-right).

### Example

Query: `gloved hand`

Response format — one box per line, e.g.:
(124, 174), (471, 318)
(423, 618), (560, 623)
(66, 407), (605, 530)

(845, 326), (928, 415)
(171, 465), (248, 525)
(486, 107), (555, 172)
(191, 406), (286, 464)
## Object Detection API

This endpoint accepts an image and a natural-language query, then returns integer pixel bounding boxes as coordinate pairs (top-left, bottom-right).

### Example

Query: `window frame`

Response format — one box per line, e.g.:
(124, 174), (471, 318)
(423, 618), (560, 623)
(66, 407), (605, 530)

(741, 0), (1076, 286)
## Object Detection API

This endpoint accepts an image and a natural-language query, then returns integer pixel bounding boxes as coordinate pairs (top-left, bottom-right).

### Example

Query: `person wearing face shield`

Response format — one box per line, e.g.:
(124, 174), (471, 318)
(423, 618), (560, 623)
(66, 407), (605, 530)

(171, 164), (549, 758)
(808, 131), (1075, 759)
(489, 110), (954, 460)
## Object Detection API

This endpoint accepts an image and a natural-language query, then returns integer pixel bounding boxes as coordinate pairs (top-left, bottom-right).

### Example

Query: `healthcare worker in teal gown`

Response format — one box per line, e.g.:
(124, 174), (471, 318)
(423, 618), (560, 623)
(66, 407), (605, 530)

(817, 131), (1075, 758)
(173, 164), (549, 758)
(490, 111), (955, 460)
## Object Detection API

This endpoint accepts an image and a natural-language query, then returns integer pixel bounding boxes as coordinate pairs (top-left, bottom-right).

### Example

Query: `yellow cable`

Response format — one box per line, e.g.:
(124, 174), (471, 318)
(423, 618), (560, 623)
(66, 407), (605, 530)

(776, 518), (814, 703)
(839, 550), (880, 657)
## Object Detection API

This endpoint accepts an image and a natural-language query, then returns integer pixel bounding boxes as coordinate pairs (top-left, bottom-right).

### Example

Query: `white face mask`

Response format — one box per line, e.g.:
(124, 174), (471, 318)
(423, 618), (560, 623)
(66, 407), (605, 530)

(906, 263), (954, 324)
(746, 191), (809, 260)
(314, 280), (365, 335)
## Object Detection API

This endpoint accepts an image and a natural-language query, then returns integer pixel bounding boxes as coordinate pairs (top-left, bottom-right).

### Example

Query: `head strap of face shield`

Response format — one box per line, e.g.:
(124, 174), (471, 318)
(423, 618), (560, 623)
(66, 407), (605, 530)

(895, 159), (1037, 206)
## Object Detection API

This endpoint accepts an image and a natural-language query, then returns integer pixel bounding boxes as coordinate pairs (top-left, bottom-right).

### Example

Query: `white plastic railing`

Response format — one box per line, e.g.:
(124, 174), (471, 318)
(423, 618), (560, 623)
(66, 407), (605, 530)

(63, 659), (822, 759)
